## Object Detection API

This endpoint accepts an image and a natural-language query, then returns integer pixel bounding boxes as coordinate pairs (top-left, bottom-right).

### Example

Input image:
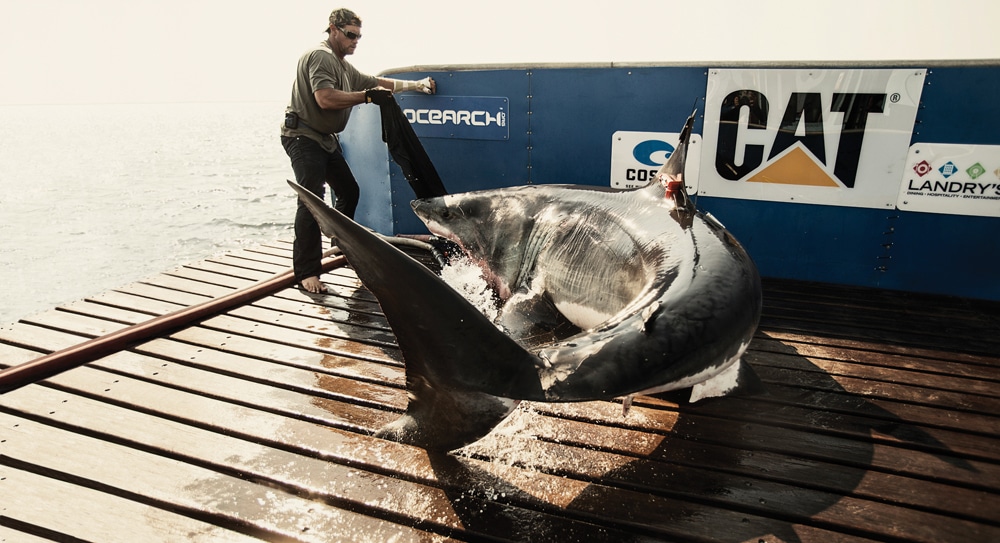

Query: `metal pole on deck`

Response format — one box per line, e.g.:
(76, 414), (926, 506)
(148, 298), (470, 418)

(0, 254), (348, 395)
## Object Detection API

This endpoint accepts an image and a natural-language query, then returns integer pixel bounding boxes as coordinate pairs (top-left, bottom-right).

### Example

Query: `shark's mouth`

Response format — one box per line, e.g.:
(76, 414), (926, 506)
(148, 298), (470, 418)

(426, 224), (512, 302)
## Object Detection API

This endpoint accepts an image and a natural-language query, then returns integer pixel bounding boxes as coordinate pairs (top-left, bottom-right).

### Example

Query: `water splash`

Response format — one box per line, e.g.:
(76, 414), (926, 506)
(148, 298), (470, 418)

(438, 255), (500, 323)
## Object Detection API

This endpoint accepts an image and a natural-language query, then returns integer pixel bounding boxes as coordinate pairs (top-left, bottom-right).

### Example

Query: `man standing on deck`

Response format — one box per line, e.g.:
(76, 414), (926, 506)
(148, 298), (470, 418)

(282, 7), (436, 293)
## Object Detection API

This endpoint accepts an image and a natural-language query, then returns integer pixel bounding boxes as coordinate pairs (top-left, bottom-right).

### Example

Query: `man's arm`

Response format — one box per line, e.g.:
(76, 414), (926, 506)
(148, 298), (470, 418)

(313, 87), (369, 110)
(378, 77), (436, 95)
(313, 76), (435, 110)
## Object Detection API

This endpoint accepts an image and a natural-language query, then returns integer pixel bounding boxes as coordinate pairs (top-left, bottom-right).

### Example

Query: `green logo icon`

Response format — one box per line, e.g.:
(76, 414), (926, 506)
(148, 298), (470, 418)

(967, 162), (986, 179)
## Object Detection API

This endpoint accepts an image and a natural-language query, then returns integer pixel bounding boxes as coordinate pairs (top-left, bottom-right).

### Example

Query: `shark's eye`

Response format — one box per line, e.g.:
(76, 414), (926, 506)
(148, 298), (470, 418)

(440, 208), (453, 220)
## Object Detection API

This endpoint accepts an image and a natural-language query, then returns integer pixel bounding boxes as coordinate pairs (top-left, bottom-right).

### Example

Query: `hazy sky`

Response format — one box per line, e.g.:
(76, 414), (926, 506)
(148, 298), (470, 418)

(1, 0), (998, 105)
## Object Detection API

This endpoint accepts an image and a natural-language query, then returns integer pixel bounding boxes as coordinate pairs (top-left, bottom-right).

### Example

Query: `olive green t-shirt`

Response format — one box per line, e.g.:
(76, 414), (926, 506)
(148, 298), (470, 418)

(282, 40), (378, 152)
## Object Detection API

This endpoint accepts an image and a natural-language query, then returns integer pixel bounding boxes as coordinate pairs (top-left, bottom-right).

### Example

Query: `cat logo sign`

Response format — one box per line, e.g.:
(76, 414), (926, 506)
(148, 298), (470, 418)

(700, 69), (926, 209)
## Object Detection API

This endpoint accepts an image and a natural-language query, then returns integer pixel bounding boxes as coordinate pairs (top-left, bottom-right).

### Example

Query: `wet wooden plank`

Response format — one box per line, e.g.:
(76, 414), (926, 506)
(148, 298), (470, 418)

(250, 295), (391, 331)
(86, 288), (188, 316)
(0, 464), (263, 543)
(0, 321), (88, 354)
(125, 264), (382, 315)
(113, 281), (213, 307)
(267, 285), (383, 316)
(535, 400), (1000, 492)
(54, 298), (158, 324)
(690, 390), (1000, 462)
(162, 265), (259, 289)
(222, 247), (294, 267)
(459, 422), (997, 543)
(2, 386), (442, 531)
(761, 277), (995, 315)
(208, 252), (289, 273)
(167, 322), (1000, 483)
(224, 305), (398, 347)
(758, 329), (1000, 367)
(0, 343), (47, 367)
(0, 525), (53, 543)
(0, 359), (878, 543)
(470, 411), (999, 525)
(183, 259), (276, 282)
(746, 347), (999, 399)
(98, 347), (404, 424)
(760, 278), (1000, 356)
(19, 309), (128, 340)
(748, 356), (1000, 415)
(252, 241), (294, 255)
(751, 334), (1000, 383)
(97, 278), (385, 327)
(751, 363), (999, 414)
(0, 413), (457, 543)
(145, 332), (405, 388)
(141, 274), (236, 299)
(197, 314), (401, 365)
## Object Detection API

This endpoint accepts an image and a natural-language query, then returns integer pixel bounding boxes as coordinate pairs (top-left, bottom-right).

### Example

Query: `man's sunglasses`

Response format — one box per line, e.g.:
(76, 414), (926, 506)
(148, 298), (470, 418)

(338, 27), (362, 40)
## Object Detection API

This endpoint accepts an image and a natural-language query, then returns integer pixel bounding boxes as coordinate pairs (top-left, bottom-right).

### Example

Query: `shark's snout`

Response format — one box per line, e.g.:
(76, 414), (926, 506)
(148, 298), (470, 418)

(411, 197), (445, 218)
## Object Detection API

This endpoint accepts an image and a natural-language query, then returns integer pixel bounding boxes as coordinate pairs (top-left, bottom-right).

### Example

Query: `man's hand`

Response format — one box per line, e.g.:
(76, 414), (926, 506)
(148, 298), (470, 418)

(415, 76), (436, 95)
(364, 87), (393, 105)
(387, 77), (436, 95)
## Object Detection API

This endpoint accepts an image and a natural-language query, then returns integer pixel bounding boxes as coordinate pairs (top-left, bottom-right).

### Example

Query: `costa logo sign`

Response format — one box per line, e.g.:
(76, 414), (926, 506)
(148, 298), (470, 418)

(610, 131), (702, 190)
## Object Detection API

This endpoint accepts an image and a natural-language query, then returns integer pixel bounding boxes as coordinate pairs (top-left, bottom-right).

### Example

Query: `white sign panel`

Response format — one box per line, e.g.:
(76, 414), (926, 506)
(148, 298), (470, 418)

(898, 143), (1000, 217)
(699, 68), (926, 208)
(610, 131), (701, 191)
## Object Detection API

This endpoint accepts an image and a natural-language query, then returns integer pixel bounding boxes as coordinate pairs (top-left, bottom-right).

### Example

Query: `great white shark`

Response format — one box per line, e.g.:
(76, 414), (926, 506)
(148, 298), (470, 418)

(287, 111), (763, 451)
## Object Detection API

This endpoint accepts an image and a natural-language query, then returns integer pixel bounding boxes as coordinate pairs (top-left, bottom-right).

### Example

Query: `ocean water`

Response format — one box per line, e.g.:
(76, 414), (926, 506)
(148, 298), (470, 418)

(0, 101), (298, 324)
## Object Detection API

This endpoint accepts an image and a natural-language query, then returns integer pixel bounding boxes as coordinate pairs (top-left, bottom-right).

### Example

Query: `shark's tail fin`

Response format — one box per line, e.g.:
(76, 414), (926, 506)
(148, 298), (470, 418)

(287, 180), (545, 449)
(374, 377), (520, 452)
(287, 180), (542, 396)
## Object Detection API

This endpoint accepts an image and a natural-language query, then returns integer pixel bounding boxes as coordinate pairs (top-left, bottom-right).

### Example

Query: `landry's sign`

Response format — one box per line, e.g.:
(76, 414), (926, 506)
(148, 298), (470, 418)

(698, 68), (926, 209)
(397, 95), (509, 141)
(898, 143), (1000, 218)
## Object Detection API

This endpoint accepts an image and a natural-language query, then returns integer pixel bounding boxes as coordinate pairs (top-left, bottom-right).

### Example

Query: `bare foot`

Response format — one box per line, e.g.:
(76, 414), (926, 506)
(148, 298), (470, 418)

(300, 276), (327, 294)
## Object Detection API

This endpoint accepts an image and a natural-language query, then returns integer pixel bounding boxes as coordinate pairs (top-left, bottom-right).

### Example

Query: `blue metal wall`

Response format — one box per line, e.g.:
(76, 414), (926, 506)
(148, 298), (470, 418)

(342, 62), (1000, 301)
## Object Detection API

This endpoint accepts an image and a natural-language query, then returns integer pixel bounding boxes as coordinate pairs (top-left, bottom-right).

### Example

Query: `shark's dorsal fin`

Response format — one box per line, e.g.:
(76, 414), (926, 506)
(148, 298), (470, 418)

(646, 110), (697, 212)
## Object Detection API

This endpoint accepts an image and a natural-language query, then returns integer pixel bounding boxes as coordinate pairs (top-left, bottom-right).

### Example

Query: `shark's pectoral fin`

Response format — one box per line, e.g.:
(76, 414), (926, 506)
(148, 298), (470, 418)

(498, 289), (579, 348)
(375, 374), (519, 452)
(689, 359), (764, 403)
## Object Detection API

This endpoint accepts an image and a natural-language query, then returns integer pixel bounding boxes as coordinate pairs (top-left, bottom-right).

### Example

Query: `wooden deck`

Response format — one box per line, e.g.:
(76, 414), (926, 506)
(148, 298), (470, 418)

(1, 240), (998, 542)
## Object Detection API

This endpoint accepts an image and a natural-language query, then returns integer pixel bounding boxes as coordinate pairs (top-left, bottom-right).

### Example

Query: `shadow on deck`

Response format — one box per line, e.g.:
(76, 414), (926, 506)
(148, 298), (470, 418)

(1, 241), (997, 542)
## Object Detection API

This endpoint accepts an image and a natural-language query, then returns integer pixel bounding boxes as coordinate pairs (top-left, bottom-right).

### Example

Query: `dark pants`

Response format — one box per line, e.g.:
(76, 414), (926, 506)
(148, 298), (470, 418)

(281, 135), (360, 282)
